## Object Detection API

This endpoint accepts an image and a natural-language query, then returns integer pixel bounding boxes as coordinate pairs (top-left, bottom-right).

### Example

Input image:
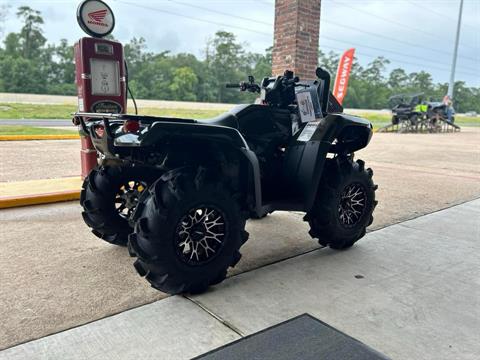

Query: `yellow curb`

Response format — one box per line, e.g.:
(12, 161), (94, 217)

(0, 177), (82, 208)
(0, 190), (80, 209)
(0, 134), (79, 141)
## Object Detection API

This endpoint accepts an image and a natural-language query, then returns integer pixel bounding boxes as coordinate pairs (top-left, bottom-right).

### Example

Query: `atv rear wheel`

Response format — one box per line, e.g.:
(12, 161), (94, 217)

(81, 166), (158, 246)
(306, 158), (377, 250)
(129, 168), (249, 294)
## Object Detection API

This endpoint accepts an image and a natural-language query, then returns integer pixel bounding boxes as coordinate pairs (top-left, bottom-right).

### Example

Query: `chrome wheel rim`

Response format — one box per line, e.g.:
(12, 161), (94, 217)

(175, 206), (227, 266)
(338, 183), (367, 228)
(115, 181), (147, 219)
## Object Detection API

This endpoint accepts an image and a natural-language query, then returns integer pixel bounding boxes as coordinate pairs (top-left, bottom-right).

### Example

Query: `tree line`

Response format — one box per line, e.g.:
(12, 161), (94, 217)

(0, 6), (478, 112)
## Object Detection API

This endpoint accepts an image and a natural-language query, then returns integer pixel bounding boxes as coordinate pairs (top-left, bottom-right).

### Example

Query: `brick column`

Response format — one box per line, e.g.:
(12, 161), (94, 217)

(272, 0), (321, 81)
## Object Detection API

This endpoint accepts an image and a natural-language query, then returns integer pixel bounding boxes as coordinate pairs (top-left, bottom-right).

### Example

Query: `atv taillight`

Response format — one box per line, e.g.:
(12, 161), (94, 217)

(94, 125), (105, 138)
(123, 120), (140, 133)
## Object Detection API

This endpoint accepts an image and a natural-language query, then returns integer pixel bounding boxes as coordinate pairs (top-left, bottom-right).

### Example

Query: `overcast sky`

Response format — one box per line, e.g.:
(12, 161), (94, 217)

(1, 0), (479, 86)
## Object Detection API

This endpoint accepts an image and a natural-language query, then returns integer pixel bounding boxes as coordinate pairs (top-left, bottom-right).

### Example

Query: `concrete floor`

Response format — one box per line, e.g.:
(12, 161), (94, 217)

(0, 129), (479, 350)
(1, 200), (478, 360)
(2, 127), (479, 183)
(0, 140), (79, 182)
(191, 200), (480, 360)
(0, 205), (320, 350)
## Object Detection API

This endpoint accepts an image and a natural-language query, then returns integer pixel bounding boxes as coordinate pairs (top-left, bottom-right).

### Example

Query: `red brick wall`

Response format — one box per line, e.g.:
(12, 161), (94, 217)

(272, 0), (321, 81)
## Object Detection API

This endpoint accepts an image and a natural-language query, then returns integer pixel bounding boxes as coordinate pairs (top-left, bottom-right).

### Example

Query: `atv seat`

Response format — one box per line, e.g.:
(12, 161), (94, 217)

(198, 112), (239, 129)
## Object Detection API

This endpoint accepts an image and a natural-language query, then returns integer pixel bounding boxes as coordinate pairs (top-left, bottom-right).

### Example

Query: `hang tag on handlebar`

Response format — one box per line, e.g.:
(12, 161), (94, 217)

(296, 92), (315, 123)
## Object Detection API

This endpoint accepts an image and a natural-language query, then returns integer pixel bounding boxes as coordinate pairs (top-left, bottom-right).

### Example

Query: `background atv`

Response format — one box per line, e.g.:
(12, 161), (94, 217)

(75, 67), (377, 295)
(427, 101), (455, 123)
(389, 93), (426, 129)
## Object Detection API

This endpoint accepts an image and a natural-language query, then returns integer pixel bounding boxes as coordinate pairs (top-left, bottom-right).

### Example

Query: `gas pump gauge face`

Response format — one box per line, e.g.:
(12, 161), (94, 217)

(90, 59), (120, 96)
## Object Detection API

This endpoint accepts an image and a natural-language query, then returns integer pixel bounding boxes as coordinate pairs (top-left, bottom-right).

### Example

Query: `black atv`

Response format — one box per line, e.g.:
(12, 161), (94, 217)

(389, 93), (425, 127)
(75, 67), (378, 295)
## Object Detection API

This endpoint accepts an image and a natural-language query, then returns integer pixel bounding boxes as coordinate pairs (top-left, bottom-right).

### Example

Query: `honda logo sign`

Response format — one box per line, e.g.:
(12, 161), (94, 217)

(77, 0), (115, 38)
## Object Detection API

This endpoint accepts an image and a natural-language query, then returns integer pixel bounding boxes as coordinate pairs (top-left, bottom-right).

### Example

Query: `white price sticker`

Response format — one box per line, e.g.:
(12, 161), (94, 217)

(298, 120), (320, 142)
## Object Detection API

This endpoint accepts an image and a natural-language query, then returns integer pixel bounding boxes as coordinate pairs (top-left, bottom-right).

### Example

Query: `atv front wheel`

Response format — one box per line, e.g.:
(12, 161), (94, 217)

(306, 158), (378, 250)
(81, 166), (158, 246)
(129, 168), (249, 294)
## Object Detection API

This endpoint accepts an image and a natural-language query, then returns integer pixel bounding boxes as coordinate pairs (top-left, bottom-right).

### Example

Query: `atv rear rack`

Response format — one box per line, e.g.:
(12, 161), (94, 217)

(73, 111), (197, 141)
(73, 112), (195, 129)
(73, 111), (250, 155)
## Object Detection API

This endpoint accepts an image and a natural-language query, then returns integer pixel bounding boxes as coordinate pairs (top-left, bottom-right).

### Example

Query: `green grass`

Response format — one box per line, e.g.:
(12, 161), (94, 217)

(0, 103), (224, 136)
(0, 103), (224, 120)
(348, 112), (480, 129)
(447, 115), (480, 127)
(349, 112), (390, 130)
(0, 103), (478, 129)
(140, 108), (224, 119)
(0, 103), (75, 119)
(0, 125), (77, 136)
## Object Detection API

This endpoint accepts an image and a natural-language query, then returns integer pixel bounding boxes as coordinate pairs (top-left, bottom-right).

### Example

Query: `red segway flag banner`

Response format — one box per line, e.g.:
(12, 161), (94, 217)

(333, 48), (355, 105)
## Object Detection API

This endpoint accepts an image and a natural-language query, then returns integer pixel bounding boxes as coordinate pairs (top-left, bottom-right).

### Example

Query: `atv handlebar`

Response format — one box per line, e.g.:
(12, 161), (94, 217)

(284, 76), (300, 86)
(226, 75), (261, 93)
(225, 81), (260, 93)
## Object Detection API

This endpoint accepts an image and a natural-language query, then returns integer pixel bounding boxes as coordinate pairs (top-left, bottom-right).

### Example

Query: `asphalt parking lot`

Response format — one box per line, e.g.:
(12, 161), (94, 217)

(0, 128), (479, 350)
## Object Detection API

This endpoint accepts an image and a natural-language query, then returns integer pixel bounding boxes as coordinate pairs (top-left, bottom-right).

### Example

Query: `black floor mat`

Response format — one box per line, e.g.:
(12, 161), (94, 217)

(195, 313), (390, 360)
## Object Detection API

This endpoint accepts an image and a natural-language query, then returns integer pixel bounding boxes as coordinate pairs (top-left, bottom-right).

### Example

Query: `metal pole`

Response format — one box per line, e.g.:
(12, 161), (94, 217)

(447, 0), (464, 98)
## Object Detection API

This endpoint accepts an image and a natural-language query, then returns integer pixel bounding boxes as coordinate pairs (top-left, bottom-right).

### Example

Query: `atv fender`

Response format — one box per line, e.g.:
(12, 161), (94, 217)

(140, 121), (247, 148)
(285, 113), (373, 213)
(140, 121), (264, 216)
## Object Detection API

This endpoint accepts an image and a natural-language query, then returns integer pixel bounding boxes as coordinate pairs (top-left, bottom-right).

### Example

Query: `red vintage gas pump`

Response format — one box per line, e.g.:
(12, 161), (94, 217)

(74, 0), (126, 178)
